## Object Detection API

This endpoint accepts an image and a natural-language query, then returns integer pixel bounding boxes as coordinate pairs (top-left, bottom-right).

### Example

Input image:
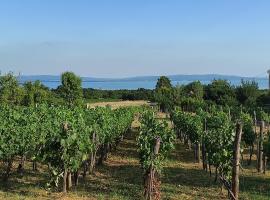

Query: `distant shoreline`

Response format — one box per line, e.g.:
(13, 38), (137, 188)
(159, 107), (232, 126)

(18, 74), (268, 82)
(17, 75), (268, 90)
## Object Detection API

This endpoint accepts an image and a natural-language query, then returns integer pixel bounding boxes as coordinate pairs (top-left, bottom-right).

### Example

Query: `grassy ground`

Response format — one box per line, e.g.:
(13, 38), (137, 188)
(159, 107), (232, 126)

(86, 100), (148, 109)
(85, 99), (122, 104)
(1, 129), (270, 199)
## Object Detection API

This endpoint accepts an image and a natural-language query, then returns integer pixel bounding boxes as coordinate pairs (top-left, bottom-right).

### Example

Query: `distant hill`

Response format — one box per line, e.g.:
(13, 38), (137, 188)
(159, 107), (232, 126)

(119, 74), (255, 82)
(18, 74), (267, 83)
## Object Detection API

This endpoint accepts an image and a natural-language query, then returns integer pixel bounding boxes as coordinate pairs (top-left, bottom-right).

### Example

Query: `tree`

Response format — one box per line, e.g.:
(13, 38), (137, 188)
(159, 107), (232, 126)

(155, 87), (174, 112)
(239, 112), (256, 165)
(155, 76), (172, 90)
(205, 79), (237, 106)
(184, 81), (204, 99)
(171, 84), (184, 107)
(155, 76), (174, 112)
(23, 81), (49, 106)
(57, 72), (83, 107)
(236, 80), (259, 107)
(0, 73), (24, 105)
(257, 92), (270, 109)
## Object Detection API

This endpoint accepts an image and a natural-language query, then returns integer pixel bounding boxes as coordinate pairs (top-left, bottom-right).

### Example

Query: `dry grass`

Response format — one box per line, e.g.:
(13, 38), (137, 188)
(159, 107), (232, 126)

(87, 100), (149, 109)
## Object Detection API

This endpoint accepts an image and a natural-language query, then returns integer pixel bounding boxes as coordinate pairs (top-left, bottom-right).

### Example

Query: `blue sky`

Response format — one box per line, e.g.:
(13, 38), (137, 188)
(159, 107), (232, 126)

(0, 0), (270, 77)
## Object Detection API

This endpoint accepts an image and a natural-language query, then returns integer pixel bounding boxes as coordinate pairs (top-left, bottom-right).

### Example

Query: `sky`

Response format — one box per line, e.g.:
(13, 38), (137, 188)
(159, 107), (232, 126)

(0, 0), (270, 78)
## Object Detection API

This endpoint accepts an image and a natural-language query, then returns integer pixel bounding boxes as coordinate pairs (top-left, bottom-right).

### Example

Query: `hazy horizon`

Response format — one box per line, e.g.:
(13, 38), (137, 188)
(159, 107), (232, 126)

(1, 1), (270, 78)
(2, 70), (270, 79)
(12, 73), (269, 79)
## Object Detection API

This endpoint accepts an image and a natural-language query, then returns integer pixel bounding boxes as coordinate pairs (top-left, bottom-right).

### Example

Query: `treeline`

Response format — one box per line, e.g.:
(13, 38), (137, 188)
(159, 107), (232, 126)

(0, 72), (155, 106)
(82, 77), (269, 110)
(0, 72), (269, 112)
(82, 88), (154, 101)
(154, 76), (270, 114)
(0, 72), (89, 107)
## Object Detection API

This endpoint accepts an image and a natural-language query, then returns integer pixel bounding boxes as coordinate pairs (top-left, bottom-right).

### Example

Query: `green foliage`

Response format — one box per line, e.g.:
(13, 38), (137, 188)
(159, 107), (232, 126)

(257, 92), (270, 112)
(41, 107), (91, 174)
(172, 108), (235, 180)
(154, 76), (175, 112)
(170, 82), (206, 112)
(0, 106), (23, 162)
(236, 80), (259, 108)
(239, 112), (256, 147)
(0, 103), (136, 188)
(57, 72), (83, 107)
(138, 111), (175, 173)
(155, 76), (172, 90)
(263, 131), (270, 158)
(171, 109), (203, 144)
(0, 73), (24, 105)
(154, 87), (174, 112)
(204, 110), (235, 179)
(23, 81), (49, 106)
(171, 85), (184, 106)
(83, 88), (154, 101)
(184, 81), (204, 99)
(180, 97), (206, 112)
(205, 79), (237, 106)
(256, 109), (270, 123)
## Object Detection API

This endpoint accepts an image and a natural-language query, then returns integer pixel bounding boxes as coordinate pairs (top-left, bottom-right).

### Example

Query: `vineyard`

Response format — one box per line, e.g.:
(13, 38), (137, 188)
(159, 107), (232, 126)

(0, 73), (270, 199)
(0, 105), (137, 195)
(3, 0), (270, 198)
(0, 103), (270, 199)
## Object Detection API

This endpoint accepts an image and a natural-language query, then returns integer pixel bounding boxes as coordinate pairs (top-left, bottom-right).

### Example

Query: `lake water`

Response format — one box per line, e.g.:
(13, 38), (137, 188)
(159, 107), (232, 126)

(40, 78), (269, 90)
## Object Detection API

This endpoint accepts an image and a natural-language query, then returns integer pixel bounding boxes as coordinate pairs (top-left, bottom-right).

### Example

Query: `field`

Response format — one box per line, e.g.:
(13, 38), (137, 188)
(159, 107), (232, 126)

(0, 110), (269, 200)
(1, 1), (270, 199)
(87, 100), (149, 109)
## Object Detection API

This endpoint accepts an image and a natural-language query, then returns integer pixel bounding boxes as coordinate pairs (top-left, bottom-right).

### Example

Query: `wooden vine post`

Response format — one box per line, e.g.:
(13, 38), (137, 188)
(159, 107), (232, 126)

(63, 168), (68, 193)
(257, 121), (264, 173)
(89, 132), (97, 174)
(202, 118), (207, 171)
(263, 153), (267, 174)
(232, 122), (243, 200)
(194, 143), (201, 164)
(254, 111), (260, 168)
(62, 122), (72, 193)
(144, 137), (161, 200)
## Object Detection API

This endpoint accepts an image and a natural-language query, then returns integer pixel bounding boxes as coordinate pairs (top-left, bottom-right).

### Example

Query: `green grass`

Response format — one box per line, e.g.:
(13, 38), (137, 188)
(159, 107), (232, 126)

(0, 129), (270, 199)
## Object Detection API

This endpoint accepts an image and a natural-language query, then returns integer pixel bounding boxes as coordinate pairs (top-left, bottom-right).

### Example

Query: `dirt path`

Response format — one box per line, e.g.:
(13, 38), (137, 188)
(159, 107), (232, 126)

(87, 130), (227, 200)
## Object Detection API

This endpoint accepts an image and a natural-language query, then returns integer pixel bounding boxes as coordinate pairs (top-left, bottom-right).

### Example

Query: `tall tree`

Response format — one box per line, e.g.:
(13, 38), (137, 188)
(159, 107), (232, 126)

(184, 81), (204, 99)
(58, 72), (83, 107)
(0, 73), (24, 105)
(23, 81), (49, 106)
(236, 80), (259, 107)
(155, 76), (172, 90)
(205, 79), (237, 106)
(155, 76), (173, 112)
